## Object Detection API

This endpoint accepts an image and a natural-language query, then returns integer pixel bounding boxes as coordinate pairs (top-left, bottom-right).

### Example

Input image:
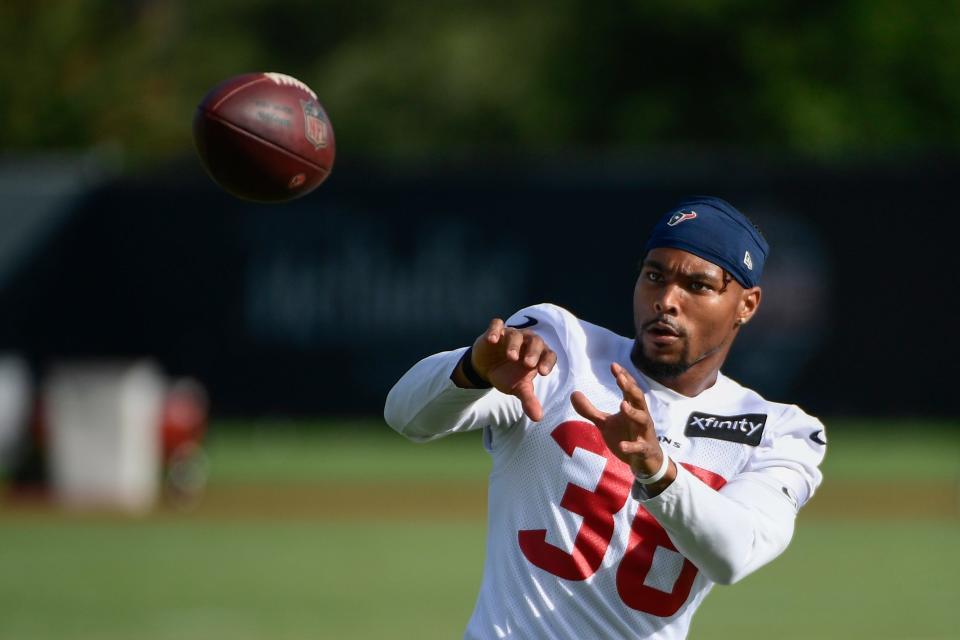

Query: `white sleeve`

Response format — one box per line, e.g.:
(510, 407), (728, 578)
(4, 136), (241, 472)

(383, 303), (571, 443)
(637, 465), (798, 585)
(639, 407), (826, 585)
(383, 347), (526, 442)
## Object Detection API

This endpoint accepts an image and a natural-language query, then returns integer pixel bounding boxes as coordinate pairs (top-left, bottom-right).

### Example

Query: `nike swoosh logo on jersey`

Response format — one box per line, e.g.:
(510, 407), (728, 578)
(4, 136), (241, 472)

(507, 315), (538, 329)
(781, 486), (799, 509)
(809, 430), (826, 445)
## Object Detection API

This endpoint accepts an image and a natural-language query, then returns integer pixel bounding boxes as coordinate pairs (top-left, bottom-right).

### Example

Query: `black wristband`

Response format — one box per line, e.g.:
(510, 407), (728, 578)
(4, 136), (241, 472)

(457, 346), (493, 389)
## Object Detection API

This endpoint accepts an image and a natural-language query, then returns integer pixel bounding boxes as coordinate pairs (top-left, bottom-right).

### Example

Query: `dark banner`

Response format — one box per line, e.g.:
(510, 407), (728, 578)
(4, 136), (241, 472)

(1, 156), (954, 417)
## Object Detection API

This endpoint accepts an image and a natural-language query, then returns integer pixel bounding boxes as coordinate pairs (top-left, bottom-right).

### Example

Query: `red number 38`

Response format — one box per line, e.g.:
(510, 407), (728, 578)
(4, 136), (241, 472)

(518, 421), (726, 617)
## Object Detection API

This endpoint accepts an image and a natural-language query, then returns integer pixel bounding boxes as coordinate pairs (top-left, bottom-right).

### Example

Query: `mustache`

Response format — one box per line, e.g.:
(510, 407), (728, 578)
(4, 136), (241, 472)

(642, 315), (686, 336)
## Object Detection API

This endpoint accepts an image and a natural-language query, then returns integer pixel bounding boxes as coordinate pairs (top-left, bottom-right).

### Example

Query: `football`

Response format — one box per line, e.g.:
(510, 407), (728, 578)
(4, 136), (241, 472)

(193, 72), (335, 203)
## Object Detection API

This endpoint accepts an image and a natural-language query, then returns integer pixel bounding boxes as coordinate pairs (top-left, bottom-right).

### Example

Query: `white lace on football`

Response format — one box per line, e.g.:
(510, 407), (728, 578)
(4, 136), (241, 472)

(263, 72), (317, 99)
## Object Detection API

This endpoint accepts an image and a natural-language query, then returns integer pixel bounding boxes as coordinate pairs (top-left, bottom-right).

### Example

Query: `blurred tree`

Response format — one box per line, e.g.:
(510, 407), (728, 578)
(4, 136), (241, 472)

(1, 0), (959, 163)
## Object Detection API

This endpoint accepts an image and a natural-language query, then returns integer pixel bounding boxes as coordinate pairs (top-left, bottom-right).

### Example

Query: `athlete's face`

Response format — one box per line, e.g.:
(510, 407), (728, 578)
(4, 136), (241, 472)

(632, 248), (760, 388)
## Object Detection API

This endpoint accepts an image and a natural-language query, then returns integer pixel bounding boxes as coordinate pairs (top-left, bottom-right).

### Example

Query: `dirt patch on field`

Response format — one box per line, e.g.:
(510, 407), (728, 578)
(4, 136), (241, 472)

(190, 480), (490, 521)
(4, 479), (957, 521)
(181, 478), (959, 521)
(804, 479), (959, 520)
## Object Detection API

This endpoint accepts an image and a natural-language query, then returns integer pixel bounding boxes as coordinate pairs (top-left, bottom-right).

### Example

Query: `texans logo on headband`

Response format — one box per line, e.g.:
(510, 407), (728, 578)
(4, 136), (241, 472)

(668, 210), (697, 226)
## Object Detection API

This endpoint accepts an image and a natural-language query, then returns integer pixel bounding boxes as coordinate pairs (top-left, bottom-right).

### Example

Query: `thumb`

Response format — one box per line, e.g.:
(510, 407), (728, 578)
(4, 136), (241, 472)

(513, 380), (544, 422)
(570, 391), (608, 425)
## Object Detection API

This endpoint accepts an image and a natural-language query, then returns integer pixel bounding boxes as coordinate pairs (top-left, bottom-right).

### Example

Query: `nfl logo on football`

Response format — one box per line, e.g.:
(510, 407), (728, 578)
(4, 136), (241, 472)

(300, 100), (329, 149)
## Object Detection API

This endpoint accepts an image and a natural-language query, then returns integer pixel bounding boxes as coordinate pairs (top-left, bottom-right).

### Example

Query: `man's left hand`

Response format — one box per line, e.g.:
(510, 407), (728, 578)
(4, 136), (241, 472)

(570, 363), (677, 491)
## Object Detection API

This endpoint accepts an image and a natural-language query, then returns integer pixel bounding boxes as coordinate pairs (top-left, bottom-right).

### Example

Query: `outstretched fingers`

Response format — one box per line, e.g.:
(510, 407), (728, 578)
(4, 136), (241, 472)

(517, 332), (557, 376)
(538, 348), (557, 376)
(518, 333), (540, 367)
(476, 317), (558, 421)
(504, 330), (525, 361)
(515, 380), (544, 422)
(620, 399), (648, 423)
(485, 318), (505, 344)
(508, 330), (557, 374)
(611, 363), (648, 412)
(570, 391), (608, 425)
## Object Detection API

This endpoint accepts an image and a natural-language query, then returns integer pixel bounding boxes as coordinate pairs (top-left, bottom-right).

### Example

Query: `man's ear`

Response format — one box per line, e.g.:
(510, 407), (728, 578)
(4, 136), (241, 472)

(737, 287), (761, 326)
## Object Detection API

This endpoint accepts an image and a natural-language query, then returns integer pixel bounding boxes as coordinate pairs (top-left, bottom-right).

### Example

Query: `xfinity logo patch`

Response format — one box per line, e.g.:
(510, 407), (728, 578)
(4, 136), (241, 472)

(684, 411), (767, 446)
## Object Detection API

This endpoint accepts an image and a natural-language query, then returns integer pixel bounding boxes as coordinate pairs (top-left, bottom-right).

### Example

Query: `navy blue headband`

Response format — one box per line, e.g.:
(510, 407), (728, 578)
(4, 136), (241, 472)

(643, 196), (769, 288)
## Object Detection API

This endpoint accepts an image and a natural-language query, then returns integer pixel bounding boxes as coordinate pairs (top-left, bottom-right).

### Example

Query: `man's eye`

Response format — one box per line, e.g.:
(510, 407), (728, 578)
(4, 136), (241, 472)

(690, 281), (713, 292)
(645, 271), (663, 282)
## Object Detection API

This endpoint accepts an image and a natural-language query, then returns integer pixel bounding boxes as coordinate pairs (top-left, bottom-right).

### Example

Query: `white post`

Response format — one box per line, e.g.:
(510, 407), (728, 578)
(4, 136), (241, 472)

(45, 361), (165, 512)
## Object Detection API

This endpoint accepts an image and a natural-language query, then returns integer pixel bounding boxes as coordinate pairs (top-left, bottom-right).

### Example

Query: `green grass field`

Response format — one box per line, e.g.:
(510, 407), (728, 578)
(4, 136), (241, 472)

(1, 420), (957, 639)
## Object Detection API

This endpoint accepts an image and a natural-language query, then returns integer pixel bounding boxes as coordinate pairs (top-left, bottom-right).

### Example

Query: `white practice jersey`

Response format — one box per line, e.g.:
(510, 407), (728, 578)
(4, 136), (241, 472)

(385, 303), (826, 640)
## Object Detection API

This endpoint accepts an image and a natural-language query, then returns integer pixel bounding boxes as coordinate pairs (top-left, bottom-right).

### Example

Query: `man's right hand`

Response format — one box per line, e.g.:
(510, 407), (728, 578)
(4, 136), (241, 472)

(452, 318), (558, 421)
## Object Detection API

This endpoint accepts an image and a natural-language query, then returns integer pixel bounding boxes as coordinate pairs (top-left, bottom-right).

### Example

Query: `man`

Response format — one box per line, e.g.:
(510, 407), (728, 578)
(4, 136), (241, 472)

(384, 197), (826, 639)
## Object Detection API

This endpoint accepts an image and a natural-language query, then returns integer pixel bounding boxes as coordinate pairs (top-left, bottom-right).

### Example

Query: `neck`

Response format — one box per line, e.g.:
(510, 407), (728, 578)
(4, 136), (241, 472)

(630, 341), (724, 397)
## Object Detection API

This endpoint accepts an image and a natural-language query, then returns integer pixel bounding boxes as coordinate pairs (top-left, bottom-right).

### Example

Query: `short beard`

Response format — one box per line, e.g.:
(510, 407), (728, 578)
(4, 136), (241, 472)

(630, 341), (692, 381)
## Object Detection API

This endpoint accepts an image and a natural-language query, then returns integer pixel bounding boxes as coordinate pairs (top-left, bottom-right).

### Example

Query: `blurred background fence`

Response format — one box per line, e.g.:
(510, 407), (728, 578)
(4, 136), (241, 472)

(1, 152), (958, 416)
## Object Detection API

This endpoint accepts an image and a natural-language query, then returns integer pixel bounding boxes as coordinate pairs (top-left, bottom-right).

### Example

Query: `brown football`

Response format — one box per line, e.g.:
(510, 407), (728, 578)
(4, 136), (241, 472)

(193, 72), (335, 203)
